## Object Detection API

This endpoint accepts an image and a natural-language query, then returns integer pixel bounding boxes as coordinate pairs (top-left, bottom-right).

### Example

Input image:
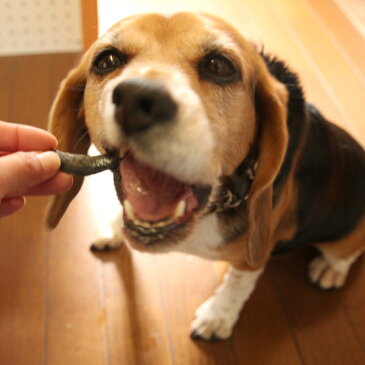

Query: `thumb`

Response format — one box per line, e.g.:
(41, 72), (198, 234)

(0, 151), (61, 198)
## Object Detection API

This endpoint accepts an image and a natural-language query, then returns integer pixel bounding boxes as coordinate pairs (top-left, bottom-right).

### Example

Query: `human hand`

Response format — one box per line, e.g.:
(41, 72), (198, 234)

(0, 121), (73, 217)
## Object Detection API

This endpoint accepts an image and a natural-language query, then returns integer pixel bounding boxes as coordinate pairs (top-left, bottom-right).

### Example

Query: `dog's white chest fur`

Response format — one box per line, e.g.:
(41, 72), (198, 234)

(174, 214), (224, 260)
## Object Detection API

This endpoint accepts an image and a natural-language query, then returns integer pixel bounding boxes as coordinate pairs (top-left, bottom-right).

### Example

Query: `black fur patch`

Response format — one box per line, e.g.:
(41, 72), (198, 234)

(259, 53), (307, 203)
(260, 52), (365, 254)
(221, 52), (365, 252)
(280, 105), (365, 252)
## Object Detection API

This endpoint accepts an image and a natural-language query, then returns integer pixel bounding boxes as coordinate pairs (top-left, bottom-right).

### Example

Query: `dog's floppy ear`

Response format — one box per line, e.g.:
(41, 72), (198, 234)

(245, 60), (288, 267)
(46, 54), (91, 229)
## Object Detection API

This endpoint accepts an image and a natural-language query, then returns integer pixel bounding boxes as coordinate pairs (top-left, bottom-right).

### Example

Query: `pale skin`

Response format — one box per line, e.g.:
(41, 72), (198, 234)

(0, 121), (73, 217)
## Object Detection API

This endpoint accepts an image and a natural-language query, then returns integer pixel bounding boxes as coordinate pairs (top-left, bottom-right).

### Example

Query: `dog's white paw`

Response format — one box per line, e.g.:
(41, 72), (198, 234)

(191, 267), (262, 341)
(90, 237), (124, 252)
(309, 255), (347, 290)
(190, 296), (238, 341)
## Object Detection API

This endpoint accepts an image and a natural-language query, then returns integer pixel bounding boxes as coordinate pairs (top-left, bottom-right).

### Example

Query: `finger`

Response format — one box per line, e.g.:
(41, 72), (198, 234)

(0, 197), (26, 218)
(25, 172), (73, 196)
(0, 151), (61, 197)
(0, 121), (57, 151)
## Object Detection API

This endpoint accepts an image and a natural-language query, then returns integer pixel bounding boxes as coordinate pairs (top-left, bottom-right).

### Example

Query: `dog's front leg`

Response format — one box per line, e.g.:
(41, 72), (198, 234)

(191, 266), (262, 340)
(90, 209), (125, 251)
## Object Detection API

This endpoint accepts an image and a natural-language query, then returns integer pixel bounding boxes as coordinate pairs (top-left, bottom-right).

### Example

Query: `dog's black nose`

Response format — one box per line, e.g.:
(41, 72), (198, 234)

(112, 79), (178, 135)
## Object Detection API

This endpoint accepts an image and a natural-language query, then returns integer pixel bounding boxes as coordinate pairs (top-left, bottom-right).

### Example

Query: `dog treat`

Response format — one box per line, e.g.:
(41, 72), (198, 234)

(55, 150), (120, 176)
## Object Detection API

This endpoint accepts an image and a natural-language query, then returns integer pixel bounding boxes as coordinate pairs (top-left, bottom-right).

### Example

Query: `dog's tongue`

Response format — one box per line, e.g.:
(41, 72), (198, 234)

(120, 154), (194, 222)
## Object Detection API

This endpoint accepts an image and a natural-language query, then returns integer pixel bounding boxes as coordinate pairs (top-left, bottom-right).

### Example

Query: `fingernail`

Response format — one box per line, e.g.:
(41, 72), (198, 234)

(36, 151), (61, 174)
(11, 196), (26, 209)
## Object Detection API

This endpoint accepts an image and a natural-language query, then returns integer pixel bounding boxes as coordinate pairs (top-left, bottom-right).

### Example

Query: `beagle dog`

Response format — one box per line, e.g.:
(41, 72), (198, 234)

(46, 13), (365, 341)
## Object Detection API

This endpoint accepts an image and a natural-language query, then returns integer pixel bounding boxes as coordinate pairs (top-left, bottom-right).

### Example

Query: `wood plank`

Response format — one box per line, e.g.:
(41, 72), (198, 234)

(270, 0), (365, 142)
(340, 255), (365, 351)
(44, 73), (107, 365)
(235, 0), (355, 135)
(233, 269), (303, 365)
(83, 167), (173, 365)
(9, 55), (51, 128)
(0, 54), (53, 365)
(305, 0), (365, 77)
(81, 0), (98, 50)
(45, 190), (107, 365)
(100, 249), (173, 365)
(156, 255), (239, 365)
(0, 57), (16, 122)
(334, 0), (365, 38)
(269, 250), (365, 365)
(0, 198), (47, 365)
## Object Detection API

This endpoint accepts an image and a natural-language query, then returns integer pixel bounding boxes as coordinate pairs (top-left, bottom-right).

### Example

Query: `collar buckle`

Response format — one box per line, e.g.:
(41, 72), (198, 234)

(208, 159), (258, 214)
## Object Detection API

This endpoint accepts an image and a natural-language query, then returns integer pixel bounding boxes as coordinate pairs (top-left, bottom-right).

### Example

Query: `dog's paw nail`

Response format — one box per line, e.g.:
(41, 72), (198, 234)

(190, 330), (201, 340)
(208, 333), (222, 342)
(90, 243), (112, 252)
(90, 241), (120, 252)
(90, 238), (123, 252)
(190, 330), (223, 342)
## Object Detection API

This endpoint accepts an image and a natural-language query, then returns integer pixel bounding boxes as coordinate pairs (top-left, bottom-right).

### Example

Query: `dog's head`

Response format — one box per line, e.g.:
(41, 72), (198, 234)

(47, 13), (288, 265)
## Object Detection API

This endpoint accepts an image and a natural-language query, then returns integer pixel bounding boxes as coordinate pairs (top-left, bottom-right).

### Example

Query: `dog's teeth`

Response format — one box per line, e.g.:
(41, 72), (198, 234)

(155, 219), (172, 227)
(124, 199), (186, 231)
(136, 220), (152, 228)
(173, 200), (186, 219)
(124, 200), (137, 220)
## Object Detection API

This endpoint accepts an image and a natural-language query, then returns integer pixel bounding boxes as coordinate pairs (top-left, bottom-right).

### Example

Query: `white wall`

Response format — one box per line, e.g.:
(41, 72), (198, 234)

(0, 0), (83, 56)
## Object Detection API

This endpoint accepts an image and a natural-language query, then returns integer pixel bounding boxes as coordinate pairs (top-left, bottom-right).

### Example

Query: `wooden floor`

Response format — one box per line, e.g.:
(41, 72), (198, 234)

(0, 1), (365, 364)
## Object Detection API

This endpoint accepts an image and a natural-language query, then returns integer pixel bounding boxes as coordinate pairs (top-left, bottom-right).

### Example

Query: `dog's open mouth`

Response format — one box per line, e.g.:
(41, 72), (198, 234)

(115, 153), (211, 239)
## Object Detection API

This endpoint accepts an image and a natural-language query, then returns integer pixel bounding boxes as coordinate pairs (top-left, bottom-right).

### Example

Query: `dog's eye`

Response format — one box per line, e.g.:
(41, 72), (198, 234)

(199, 53), (240, 85)
(93, 50), (126, 75)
